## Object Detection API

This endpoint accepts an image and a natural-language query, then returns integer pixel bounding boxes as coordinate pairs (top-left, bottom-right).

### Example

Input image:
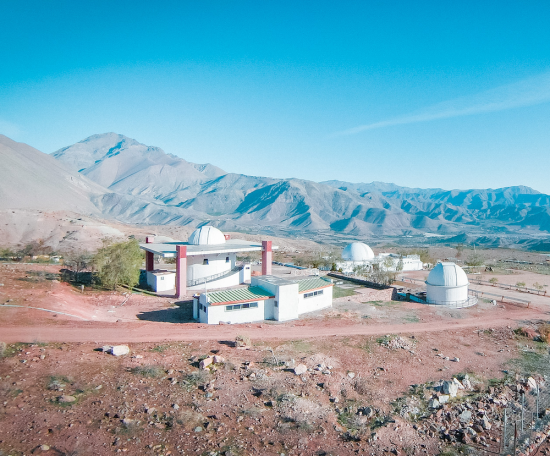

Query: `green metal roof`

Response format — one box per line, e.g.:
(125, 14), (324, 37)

(297, 277), (333, 293)
(207, 286), (274, 305)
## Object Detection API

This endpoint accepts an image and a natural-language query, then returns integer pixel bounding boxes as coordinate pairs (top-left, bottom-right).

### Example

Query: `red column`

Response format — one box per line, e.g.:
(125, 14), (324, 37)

(262, 240), (272, 276)
(145, 236), (155, 271)
(176, 245), (187, 298)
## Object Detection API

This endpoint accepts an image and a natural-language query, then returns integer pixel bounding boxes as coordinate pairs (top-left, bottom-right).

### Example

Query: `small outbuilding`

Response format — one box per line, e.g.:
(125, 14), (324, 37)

(194, 275), (334, 324)
(425, 262), (476, 307)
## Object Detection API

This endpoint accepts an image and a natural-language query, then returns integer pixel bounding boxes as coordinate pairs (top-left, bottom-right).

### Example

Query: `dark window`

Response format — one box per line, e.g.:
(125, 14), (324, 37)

(274, 301), (278, 307)
(226, 256), (230, 263)
(203, 259), (209, 265)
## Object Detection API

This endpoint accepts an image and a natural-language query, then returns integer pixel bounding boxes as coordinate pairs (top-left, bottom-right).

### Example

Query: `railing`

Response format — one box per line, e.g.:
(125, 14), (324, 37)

(187, 265), (243, 287)
(469, 278), (548, 297)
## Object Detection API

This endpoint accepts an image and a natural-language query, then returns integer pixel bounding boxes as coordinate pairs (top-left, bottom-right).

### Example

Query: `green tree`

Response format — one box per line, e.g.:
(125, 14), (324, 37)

(489, 277), (498, 286)
(396, 258), (404, 272)
(516, 281), (526, 288)
(93, 239), (143, 290)
(533, 282), (544, 292)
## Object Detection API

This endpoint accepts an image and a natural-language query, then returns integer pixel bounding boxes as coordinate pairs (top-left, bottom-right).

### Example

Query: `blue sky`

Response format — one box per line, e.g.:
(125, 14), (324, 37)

(1, 1), (550, 192)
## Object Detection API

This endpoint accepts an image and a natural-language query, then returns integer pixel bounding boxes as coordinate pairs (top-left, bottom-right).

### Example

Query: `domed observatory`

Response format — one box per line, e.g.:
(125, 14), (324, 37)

(338, 242), (375, 274)
(342, 242), (375, 262)
(188, 226), (226, 246)
(426, 262), (477, 307)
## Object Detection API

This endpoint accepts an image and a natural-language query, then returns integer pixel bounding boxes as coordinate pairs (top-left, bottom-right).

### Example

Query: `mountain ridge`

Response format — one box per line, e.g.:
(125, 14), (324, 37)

(1, 132), (546, 242)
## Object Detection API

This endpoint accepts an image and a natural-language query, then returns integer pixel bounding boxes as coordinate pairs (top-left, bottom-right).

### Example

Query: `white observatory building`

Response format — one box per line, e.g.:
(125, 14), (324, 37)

(140, 226), (276, 297)
(337, 242), (423, 273)
(342, 242), (375, 262)
(425, 262), (476, 307)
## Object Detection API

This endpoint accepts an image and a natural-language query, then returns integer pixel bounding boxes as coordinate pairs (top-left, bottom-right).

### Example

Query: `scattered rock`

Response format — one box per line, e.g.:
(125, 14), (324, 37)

(452, 378), (464, 390)
(200, 357), (213, 369)
(428, 398), (440, 409)
(194, 426), (203, 432)
(438, 395), (450, 404)
(442, 380), (459, 397)
(347, 372), (356, 379)
(172, 404), (179, 410)
(528, 377), (537, 390)
(40, 444), (50, 451)
(58, 395), (76, 403)
(213, 355), (225, 364)
(294, 364), (307, 376)
(452, 357), (460, 362)
(110, 345), (130, 356)
(459, 410), (472, 423)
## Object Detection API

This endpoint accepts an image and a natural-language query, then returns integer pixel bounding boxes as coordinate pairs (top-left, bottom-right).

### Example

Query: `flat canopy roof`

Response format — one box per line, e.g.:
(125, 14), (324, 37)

(139, 239), (277, 257)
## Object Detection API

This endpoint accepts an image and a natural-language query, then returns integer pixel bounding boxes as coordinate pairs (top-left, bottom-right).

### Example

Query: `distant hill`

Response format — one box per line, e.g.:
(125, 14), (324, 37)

(1, 132), (548, 247)
(0, 134), (105, 214)
(48, 133), (550, 238)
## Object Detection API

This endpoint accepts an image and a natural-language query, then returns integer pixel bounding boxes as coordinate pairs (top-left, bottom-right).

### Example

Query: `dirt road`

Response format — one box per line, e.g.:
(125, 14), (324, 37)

(1, 305), (547, 343)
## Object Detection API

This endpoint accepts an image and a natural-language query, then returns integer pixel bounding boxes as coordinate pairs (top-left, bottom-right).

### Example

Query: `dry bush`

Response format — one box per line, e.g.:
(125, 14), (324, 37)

(181, 370), (210, 390)
(279, 397), (329, 429)
(130, 365), (163, 378)
(0, 342), (6, 358)
(176, 408), (206, 429)
(539, 324), (550, 343)
(354, 377), (369, 395)
(514, 327), (538, 340)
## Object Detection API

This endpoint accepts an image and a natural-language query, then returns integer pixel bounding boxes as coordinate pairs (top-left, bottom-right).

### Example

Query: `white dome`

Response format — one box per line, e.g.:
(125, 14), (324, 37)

(188, 226), (226, 245)
(426, 262), (468, 287)
(342, 242), (375, 262)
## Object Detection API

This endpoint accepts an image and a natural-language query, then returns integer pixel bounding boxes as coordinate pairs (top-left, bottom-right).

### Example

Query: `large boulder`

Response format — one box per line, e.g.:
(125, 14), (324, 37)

(294, 364), (307, 375)
(110, 345), (130, 356)
(442, 380), (459, 397)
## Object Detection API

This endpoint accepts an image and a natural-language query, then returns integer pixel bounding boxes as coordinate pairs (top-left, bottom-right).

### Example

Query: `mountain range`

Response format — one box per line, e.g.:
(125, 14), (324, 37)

(2, 132), (550, 247)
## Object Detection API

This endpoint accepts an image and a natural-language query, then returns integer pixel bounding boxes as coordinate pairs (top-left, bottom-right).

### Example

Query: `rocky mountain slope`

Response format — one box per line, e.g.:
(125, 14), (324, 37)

(0, 135), (105, 214)
(50, 133), (550, 238)
(2, 132), (549, 245)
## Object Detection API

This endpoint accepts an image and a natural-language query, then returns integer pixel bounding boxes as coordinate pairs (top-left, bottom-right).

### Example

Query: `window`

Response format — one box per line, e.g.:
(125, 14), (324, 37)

(304, 289), (324, 299)
(160, 276), (164, 281)
(225, 302), (258, 311)
(274, 301), (278, 307)
(226, 256), (230, 263)
(203, 259), (209, 265)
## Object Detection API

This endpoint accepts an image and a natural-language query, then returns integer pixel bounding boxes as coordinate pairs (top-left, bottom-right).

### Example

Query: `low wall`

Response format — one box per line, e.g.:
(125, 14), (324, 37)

(290, 268), (319, 276)
(328, 273), (398, 301)
(354, 287), (397, 302)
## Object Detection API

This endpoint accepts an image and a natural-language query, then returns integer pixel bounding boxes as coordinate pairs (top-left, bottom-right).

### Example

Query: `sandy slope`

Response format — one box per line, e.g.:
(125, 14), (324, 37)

(0, 135), (106, 214)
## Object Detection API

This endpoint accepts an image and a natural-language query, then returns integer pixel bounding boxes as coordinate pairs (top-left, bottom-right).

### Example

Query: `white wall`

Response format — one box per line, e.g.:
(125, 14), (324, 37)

(298, 287), (333, 314)
(187, 253), (236, 283)
(146, 270), (176, 292)
(252, 276), (300, 322)
(240, 264), (252, 283)
(188, 269), (240, 290)
(199, 294), (269, 324)
(426, 284), (469, 305)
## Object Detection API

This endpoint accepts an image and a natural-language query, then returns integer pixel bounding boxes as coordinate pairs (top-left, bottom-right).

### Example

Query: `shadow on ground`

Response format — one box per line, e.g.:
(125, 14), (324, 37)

(137, 300), (194, 323)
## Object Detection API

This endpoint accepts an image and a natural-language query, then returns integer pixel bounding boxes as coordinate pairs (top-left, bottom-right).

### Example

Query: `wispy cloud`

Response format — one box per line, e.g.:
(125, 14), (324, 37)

(336, 71), (550, 136)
